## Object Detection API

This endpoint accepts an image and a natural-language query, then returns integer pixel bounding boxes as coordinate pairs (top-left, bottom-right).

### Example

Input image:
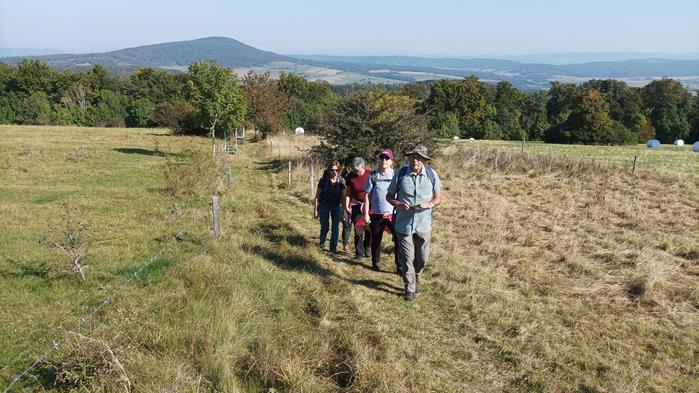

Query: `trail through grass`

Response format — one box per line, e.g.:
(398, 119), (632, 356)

(1, 126), (697, 392)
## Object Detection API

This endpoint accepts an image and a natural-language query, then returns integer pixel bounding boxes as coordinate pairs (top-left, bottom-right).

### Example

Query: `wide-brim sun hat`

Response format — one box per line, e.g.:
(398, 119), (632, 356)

(405, 144), (431, 160)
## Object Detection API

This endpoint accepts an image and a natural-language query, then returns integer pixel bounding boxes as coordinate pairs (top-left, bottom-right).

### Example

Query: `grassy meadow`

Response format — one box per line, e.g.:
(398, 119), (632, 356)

(1, 125), (698, 392)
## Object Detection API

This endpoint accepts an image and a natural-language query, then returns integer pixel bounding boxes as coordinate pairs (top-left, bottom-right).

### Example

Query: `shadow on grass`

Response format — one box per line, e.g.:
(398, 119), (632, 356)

(257, 222), (309, 247)
(345, 277), (403, 296)
(256, 159), (285, 172)
(113, 148), (164, 156)
(251, 245), (333, 278)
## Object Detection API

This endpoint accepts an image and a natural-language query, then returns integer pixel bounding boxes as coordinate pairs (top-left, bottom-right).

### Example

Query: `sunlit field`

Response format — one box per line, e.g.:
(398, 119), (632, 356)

(2, 126), (697, 392)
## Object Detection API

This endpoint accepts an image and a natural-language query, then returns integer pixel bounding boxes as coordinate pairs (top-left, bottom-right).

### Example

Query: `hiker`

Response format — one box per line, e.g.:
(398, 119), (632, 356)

(364, 149), (397, 272)
(339, 167), (353, 253)
(386, 144), (442, 301)
(344, 157), (372, 258)
(313, 160), (347, 254)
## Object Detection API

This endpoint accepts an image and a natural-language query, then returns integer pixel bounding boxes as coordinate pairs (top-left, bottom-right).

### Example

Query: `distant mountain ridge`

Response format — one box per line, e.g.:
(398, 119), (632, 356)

(1, 37), (293, 74)
(2, 37), (698, 88)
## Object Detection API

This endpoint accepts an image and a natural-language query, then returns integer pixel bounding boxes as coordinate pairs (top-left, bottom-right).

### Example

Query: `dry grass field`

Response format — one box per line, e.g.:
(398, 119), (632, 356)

(1, 127), (697, 392)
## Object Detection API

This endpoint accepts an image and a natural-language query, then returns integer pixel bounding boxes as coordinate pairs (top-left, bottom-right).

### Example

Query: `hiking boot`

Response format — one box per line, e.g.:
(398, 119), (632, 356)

(404, 291), (415, 301)
(371, 264), (380, 272)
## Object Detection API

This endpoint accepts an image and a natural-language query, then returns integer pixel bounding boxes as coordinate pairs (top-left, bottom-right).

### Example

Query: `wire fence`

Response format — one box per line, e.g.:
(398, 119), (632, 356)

(3, 150), (233, 392)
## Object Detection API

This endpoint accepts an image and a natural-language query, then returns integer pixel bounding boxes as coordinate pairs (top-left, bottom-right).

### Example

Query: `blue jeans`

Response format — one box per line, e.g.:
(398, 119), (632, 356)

(318, 202), (342, 253)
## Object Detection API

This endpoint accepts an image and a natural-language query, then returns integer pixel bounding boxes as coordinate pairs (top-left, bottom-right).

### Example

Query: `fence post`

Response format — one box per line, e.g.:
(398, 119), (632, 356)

(310, 167), (315, 198)
(288, 161), (292, 188)
(211, 196), (221, 239)
(632, 155), (637, 174)
(226, 166), (232, 190)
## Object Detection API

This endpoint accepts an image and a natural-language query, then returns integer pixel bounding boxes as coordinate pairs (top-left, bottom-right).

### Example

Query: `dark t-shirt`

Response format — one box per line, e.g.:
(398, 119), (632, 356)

(317, 174), (346, 204)
(345, 170), (371, 203)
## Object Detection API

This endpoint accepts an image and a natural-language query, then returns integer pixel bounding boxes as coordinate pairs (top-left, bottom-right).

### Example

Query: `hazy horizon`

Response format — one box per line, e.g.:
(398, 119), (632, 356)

(1, 0), (698, 57)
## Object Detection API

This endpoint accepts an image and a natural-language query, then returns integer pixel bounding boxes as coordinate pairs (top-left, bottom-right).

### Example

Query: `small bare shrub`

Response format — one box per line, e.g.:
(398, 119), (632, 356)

(40, 333), (131, 392)
(65, 146), (90, 162)
(41, 201), (90, 281)
(3, 154), (12, 169)
(164, 148), (224, 196)
(19, 144), (32, 156)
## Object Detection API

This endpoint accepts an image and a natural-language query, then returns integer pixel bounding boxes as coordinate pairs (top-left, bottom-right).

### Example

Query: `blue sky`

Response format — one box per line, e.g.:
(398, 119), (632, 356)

(1, 0), (698, 55)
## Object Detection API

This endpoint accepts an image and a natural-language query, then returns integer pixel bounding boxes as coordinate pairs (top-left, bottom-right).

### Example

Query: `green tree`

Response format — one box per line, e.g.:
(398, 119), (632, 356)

(429, 112), (460, 138)
(581, 79), (644, 131)
(0, 91), (22, 124)
(126, 98), (156, 127)
(187, 61), (246, 153)
(494, 81), (526, 140)
(641, 78), (692, 142)
(90, 89), (126, 127)
(520, 91), (550, 141)
(546, 90), (635, 144)
(321, 90), (429, 163)
(424, 76), (495, 138)
(546, 82), (577, 126)
(278, 73), (337, 133)
(21, 91), (53, 125)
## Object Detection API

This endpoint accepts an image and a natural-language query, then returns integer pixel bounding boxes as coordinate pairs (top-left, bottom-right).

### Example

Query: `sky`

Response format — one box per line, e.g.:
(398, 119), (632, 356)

(1, 0), (698, 56)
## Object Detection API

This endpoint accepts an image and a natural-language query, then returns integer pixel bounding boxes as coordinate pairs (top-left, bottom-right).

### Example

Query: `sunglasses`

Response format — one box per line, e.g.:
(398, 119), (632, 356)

(378, 155), (391, 160)
(330, 168), (339, 172)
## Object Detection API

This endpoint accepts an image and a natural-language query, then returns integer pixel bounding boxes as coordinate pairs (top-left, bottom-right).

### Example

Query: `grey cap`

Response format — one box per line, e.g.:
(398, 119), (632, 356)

(351, 157), (365, 169)
(405, 144), (431, 160)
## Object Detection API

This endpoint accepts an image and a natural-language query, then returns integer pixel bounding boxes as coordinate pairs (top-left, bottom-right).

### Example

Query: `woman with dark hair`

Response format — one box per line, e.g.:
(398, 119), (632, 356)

(313, 160), (347, 254)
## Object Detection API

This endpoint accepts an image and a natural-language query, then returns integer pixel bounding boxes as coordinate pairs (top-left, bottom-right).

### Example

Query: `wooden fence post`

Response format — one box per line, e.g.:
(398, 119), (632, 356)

(211, 196), (221, 239)
(226, 166), (232, 190)
(288, 161), (292, 188)
(632, 155), (637, 174)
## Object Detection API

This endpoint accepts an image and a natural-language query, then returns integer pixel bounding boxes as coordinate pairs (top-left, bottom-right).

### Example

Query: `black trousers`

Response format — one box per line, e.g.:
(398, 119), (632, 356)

(369, 213), (398, 269)
(350, 205), (371, 257)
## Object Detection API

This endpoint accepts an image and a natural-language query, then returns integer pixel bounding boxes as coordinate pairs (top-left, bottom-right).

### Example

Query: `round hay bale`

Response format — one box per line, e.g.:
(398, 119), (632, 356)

(294, 127), (305, 135)
(646, 139), (661, 149)
(673, 139), (685, 146)
(452, 136), (459, 140)
(692, 141), (699, 153)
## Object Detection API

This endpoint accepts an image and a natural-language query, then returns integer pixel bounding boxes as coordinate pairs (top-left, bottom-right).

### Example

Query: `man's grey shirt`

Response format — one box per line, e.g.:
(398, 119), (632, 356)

(387, 165), (442, 235)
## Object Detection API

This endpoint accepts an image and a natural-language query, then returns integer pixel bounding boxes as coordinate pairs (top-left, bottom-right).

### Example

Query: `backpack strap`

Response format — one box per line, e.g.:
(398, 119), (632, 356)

(396, 165), (435, 195)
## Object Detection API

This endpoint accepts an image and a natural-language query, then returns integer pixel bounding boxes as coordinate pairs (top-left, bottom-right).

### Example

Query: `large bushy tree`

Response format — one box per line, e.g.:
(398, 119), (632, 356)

(242, 71), (289, 137)
(278, 73), (337, 133)
(186, 61), (246, 153)
(321, 90), (429, 164)
(641, 78), (692, 142)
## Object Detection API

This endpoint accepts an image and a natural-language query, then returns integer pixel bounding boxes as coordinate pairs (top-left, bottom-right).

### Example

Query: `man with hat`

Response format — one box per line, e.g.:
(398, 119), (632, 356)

(386, 144), (442, 301)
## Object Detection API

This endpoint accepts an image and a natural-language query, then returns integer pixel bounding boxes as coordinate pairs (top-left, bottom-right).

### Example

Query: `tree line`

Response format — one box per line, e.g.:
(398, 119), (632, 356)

(1, 59), (697, 149)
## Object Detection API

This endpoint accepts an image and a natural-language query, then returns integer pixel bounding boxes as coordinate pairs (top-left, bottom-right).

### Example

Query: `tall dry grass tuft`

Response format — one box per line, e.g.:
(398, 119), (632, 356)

(164, 148), (230, 196)
(436, 145), (614, 178)
(425, 142), (698, 390)
(264, 134), (326, 201)
(265, 133), (322, 162)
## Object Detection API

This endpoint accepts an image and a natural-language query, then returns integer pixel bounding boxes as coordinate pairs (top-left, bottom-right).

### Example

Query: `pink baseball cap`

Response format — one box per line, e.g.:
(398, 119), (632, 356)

(379, 149), (394, 160)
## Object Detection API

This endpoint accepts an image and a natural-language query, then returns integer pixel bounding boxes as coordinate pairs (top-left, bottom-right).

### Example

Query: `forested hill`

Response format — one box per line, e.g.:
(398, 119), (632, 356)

(0, 37), (294, 74)
(2, 37), (698, 88)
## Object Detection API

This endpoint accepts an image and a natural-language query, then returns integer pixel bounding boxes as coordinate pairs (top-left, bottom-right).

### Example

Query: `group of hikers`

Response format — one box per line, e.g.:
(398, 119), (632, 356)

(313, 144), (442, 301)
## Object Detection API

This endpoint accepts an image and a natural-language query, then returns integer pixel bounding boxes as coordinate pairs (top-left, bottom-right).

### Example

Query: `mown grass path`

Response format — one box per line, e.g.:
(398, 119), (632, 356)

(2, 126), (696, 392)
